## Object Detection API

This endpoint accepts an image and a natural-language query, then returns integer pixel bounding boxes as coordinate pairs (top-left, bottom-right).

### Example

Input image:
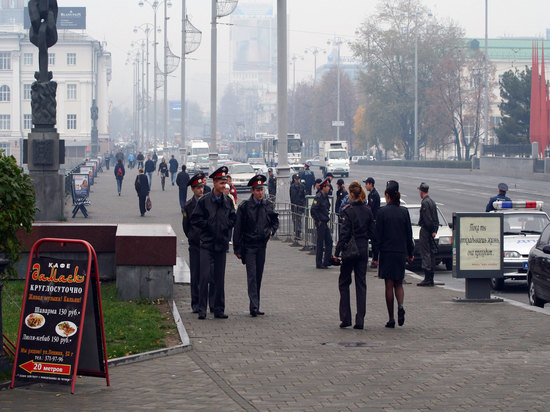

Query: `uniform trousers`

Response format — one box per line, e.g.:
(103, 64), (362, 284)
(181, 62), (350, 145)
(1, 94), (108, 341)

(198, 248), (226, 316)
(338, 252), (368, 327)
(179, 189), (187, 210)
(189, 244), (215, 312)
(419, 227), (437, 271)
(292, 207), (303, 238)
(244, 246), (266, 312)
(316, 221), (333, 267)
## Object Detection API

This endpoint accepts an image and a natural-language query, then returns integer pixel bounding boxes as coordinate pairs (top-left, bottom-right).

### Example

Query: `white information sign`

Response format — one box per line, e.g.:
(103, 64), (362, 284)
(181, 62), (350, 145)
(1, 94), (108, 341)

(458, 216), (501, 271)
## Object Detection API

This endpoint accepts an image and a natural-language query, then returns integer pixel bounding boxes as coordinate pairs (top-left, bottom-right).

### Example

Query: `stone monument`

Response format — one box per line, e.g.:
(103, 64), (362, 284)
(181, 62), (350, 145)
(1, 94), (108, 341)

(26, 0), (65, 221)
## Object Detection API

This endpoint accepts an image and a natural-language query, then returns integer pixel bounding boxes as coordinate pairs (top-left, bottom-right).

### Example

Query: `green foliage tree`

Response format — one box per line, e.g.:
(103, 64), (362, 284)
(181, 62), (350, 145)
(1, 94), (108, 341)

(495, 67), (531, 144)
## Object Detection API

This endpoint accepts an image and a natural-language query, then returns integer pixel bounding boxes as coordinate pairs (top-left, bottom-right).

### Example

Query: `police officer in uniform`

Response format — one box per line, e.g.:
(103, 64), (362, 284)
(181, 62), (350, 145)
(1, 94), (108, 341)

(183, 172), (214, 313)
(299, 162), (316, 195)
(290, 173), (306, 239)
(268, 168), (277, 202)
(233, 175), (279, 317)
(417, 182), (439, 287)
(486, 183), (511, 212)
(191, 166), (237, 319)
(311, 178), (333, 269)
(364, 177), (380, 220)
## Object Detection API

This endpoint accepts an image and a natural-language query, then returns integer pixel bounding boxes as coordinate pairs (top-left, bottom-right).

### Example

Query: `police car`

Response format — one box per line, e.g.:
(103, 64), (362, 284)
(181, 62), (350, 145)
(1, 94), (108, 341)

(489, 201), (550, 290)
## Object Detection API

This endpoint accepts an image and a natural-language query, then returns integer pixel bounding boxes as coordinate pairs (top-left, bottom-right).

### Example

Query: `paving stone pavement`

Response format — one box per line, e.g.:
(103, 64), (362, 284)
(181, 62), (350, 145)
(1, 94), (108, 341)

(2, 165), (550, 410)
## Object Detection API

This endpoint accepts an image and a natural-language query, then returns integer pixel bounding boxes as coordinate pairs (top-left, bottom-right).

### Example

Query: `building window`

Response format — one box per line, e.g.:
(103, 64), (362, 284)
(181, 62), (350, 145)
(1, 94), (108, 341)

(49, 53), (55, 66)
(67, 114), (77, 130)
(0, 85), (10, 102)
(67, 84), (77, 100)
(24, 114), (32, 130)
(24, 53), (33, 65)
(23, 84), (31, 100)
(0, 52), (10, 70)
(0, 115), (10, 130)
(0, 142), (10, 156)
(67, 53), (76, 65)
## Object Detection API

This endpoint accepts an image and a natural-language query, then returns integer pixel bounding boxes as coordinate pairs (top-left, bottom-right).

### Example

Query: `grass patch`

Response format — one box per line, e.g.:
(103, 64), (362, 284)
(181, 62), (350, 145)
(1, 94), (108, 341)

(1, 280), (179, 366)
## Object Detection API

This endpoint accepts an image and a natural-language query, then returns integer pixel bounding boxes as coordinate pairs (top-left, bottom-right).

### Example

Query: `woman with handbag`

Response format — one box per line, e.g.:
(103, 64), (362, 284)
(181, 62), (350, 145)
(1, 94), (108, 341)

(333, 181), (376, 330)
(373, 180), (414, 328)
(135, 168), (150, 217)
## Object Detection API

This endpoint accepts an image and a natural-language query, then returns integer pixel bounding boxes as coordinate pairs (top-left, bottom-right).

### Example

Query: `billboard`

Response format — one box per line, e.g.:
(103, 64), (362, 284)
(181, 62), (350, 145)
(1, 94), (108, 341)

(24, 7), (86, 30)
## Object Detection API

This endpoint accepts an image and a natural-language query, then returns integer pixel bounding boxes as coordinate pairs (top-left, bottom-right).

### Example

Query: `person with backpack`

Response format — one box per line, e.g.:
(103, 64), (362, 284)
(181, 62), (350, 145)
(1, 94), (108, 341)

(114, 158), (125, 196)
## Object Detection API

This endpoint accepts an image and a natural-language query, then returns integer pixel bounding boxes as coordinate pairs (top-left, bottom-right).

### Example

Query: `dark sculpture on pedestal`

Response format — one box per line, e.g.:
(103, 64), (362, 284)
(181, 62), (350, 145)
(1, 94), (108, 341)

(29, 0), (58, 130)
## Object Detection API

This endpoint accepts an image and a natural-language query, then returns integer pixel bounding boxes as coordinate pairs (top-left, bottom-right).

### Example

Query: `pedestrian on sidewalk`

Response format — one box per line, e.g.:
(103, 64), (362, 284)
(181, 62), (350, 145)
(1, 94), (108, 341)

(169, 155), (179, 186)
(152, 151), (158, 169)
(268, 168), (277, 202)
(134, 168), (150, 217)
(233, 175), (279, 317)
(144, 155), (155, 189)
(104, 152), (111, 170)
(417, 182), (439, 287)
(311, 178), (333, 269)
(158, 157), (169, 191)
(183, 172), (215, 313)
(136, 151), (145, 169)
(191, 166), (237, 320)
(227, 175), (238, 204)
(375, 180), (414, 328)
(114, 158), (125, 196)
(289, 173), (306, 239)
(176, 165), (190, 212)
(333, 182), (376, 330)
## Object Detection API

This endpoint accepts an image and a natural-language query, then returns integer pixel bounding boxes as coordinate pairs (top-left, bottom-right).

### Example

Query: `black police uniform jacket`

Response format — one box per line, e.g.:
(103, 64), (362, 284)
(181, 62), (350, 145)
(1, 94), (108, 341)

(419, 195), (439, 234)
(190, 192), (237, 252)
(290, 182), (306, 207)
(268, 175), (277, 196)
(183, 196), (200, 246)
(233, 196), (279, 255)
(335, 201), (377, 258)
(367, 187), (381, 219)
(310, 192), (331, 223)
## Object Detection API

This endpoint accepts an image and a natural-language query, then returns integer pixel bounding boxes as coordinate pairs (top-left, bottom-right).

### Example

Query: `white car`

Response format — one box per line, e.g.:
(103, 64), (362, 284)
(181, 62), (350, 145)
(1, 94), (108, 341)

(227, 163), (257, 192)
(489, 201), (550, 289)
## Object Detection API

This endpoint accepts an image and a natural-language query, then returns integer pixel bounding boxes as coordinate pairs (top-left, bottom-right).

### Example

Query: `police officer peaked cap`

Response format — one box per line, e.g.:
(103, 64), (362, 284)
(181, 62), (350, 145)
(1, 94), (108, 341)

(188, 172), (206, 187)
(386, 180), (399, 193)
(292, 173), (300, 180)
(319, 178), (331, 188)
(248, 174), (267, 188)
(209, 166), (229, 180)
(498, 182), (508, 192)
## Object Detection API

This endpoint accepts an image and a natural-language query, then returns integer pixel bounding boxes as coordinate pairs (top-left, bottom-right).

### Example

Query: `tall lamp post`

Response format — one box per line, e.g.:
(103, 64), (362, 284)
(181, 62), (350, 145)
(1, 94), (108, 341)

(134, 23), (153, 150)
(327, 37), (343, 141)
(414, 12), (419, 161)
(210, 0), (238, 173)
(304, 46), (325, 86)
(482, 0), (489, 156)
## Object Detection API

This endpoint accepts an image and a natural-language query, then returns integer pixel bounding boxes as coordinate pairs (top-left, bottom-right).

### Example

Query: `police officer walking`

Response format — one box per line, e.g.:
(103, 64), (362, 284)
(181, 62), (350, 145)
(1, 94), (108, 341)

(289, 173), (306, 239)
(191, 166), (237, 319)
(299, 162), (316, 195)
(417, 182), (439, 287)
(486, 183), (511, 212)
(268, 168), (277, 202)
(233, 175), (279, 317)
(183, 172), (215, 314)
(311, 178), (333, 269)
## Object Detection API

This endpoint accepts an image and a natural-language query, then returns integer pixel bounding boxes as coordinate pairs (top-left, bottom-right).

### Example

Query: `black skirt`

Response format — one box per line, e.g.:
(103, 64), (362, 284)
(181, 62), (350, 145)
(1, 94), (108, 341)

(378, 252), (407, 281)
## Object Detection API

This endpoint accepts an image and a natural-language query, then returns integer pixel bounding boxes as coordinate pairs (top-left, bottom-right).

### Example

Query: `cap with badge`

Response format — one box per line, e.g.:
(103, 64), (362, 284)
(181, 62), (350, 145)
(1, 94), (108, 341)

(417, 182), (429, 193)
(498, 182), (508, 192)
(188, 172), (206, 187)
(386, 180), (399, 193)
(292, 173), (300, 180)
(363, 177), (375, 185)
(248, 174), (267, 188)
(319, 178), (331, 188)
(209, 166), (229, 180)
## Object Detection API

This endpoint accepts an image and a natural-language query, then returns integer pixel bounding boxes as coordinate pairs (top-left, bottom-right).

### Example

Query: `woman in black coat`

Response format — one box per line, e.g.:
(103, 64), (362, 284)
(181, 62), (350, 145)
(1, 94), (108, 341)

(333, 181), (376, 330)
(135, 168), (150, 216)
(373, 180), (414, 328)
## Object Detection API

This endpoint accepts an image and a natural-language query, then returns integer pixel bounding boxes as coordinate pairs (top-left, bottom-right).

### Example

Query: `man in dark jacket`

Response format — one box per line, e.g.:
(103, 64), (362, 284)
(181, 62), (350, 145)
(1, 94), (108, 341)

(299, 162), (316, 195)
(176, 165), (190, 212)
(233, 175), (279, 317)
(310, 178), (333, 269)
(267, 168), (277, 202)
(169, 155), (179, 186)
(417, 182), (439, 287)
(190, 166), (237, 319)
(114, 158), (125, 196)
(144, 155), (155, 189)
(486, 183), (511, 212)
(136, 152), (145, 169)
(289, 173), (306, 239)
(183, 172), (214, 313)
(134, 168), (150, 216)
(364, 177), (380, 220)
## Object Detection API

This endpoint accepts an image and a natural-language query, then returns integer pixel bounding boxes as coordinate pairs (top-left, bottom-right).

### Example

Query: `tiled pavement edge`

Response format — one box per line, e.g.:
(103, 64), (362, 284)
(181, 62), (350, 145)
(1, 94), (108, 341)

(2, 165), (550, 410)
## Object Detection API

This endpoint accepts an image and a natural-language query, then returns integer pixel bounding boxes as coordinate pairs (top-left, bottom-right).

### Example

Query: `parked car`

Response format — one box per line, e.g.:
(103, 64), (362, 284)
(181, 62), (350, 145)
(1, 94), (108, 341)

(528, 221), (550, 307)
(227, 163), (257, 192)
(489, 201), (550, 290)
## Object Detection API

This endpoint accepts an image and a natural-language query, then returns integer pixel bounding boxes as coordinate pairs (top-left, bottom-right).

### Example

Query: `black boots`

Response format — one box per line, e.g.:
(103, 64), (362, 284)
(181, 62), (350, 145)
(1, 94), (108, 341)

(417, 270), (434, 287)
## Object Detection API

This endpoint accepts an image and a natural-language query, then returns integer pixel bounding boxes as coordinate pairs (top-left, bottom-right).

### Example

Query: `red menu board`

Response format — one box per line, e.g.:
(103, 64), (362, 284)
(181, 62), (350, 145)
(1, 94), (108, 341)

(11, 239), (109, 393)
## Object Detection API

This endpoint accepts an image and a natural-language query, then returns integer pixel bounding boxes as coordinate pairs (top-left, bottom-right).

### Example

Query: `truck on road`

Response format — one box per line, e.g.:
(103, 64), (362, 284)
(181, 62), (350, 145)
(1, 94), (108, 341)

(318, 140), (350, 177)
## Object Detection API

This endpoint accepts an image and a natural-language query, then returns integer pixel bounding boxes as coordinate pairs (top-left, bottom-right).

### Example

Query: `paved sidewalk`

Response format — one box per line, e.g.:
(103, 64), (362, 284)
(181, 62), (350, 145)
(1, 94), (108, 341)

(2, 165), (550, 410)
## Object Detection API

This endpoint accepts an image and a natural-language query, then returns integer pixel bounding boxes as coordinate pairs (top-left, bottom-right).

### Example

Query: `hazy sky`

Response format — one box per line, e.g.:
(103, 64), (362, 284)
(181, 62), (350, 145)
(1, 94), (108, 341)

(74, 0), (550, 111)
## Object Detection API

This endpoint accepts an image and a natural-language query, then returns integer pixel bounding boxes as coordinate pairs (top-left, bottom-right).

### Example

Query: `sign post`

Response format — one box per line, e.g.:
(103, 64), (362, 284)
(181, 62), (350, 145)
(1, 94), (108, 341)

(11, 238), (109, 393)
(452, 213), (504, 302)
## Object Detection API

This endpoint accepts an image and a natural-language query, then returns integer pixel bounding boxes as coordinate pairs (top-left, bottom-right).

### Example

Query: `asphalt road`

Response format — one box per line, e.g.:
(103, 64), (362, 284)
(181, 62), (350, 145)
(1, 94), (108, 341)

(311, 163), (550, 308)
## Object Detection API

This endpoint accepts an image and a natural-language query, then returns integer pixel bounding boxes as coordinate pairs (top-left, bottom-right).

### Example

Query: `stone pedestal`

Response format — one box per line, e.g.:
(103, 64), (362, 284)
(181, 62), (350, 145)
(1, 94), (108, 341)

(27, 130), (65, 221)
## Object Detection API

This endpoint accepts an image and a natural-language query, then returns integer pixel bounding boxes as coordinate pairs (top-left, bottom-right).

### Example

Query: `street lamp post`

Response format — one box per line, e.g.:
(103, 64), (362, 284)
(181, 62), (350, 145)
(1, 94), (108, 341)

(414, 12), (418, 161)
(304, 46), (325, 86)
(327, 38), (343, 141)
(134, 23), (153, 150)
(482, 0), (489, 156)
